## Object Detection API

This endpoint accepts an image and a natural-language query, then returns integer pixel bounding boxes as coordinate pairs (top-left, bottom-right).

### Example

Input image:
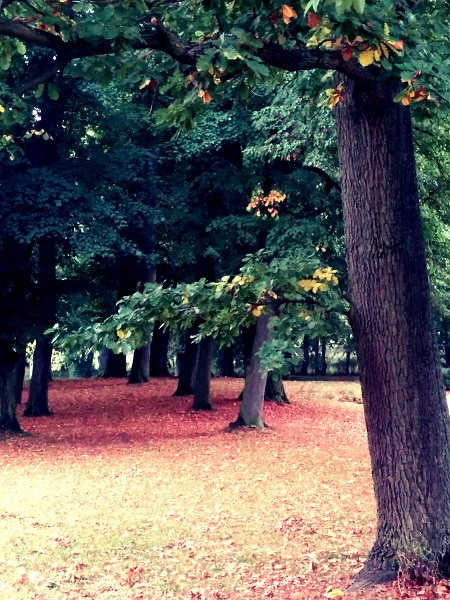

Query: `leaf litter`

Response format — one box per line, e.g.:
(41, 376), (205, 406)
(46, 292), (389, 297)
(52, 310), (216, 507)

(0, 377), (448, 599)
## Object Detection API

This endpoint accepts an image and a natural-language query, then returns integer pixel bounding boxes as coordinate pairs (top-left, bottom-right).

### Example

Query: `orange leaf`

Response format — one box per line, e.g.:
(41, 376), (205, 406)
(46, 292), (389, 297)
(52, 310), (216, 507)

(390, 40), (404, 50)
(282, 5), (298, 24)
(342, 45), (353, 61)
(307, 11), (320, 28)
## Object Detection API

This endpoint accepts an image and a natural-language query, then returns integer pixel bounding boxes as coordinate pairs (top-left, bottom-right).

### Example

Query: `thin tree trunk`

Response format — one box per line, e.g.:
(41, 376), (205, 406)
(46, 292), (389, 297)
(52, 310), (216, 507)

(150, 323), (170, 377)
(0, 342), (22, 433)
(219, 344), (235, 377)
(300, 334), (309, 375)
(173, 324), (199, 396)
(192, 336), (213, 410)
(265, 373), (289, 404)
(24, 339), (53, 416)
(231, 313), (271, 428)
(103, 351), (127, 378)
(128, 345), (150, 384)
(24, 236), (56, 417)
(336, 77), (450, 587)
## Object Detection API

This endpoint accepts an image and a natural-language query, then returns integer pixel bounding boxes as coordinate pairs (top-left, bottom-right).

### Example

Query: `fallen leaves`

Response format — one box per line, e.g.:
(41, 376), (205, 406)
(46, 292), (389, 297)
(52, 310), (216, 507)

(0, 379), (448, 599)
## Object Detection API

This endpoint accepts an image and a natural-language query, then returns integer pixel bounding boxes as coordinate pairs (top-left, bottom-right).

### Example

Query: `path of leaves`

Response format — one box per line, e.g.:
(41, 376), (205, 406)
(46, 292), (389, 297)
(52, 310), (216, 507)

(0, 378), (447, 600)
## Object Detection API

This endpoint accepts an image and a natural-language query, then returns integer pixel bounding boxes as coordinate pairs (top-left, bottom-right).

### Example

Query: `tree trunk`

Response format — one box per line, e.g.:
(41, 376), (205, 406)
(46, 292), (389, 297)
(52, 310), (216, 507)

(102, 351), (127, 378)
(242, 324), (256, 371)
(128, 345), (150, 384)
(173, 324), (199, 396)
(73, 351), (94, 378)
(8, 355), (25, 405)
(336, 78), (450, 587)
(192, 336), (213, 410)
(0, 342), (22, 433)
(265, 373), (289, 404)
(231, 313), (271, 428)
(299, 334), (309, 376)
(313, 337), (327, 376)
(219, 344), (235, 377)
(24, 236), (56, 417)
(150, 322), (170, 377)
(24, 339), (53, 417)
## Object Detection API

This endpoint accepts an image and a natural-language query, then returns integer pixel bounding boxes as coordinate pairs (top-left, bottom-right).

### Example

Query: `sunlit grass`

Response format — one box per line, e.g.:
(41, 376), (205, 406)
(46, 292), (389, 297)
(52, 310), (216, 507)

(0, 378), (378, 599)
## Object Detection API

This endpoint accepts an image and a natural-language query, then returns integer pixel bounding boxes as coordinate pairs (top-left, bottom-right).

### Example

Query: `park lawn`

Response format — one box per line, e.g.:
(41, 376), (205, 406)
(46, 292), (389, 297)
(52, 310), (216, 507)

(0, 378), (446, 600)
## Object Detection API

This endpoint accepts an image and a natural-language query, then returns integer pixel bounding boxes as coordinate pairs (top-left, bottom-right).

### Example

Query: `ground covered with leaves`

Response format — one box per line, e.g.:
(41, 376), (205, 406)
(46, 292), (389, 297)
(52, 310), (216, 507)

(1, 378), (448, 600)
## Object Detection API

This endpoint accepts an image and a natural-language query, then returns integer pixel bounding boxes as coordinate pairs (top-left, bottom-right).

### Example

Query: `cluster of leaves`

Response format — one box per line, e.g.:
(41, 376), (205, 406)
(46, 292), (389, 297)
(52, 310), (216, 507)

(54, 248), (343, 373)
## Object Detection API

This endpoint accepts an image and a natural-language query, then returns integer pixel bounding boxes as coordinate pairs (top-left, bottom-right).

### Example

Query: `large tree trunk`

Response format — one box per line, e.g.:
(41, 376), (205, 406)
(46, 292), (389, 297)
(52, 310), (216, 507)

(265, 373), (289, 404)
(24, 339), (53, 417)
(173, 324), (199, 396)
(336, 78), (450, 587)
(128, 345), (150, 384)
(8, 355), (26, 405)
(0, 342), (22, 433)
(231, 313), (271, 429)
(150, 322), (170, 377)
(24, 236), (56, 417)
(192, 336), (213, 410)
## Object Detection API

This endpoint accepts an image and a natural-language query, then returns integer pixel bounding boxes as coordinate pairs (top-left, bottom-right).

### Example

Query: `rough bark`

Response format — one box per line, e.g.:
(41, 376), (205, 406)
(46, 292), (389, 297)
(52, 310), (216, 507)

(231, 313), (271, 429)
(0, 342), (22, 433)
(24, 236), (56, 417)
(192, 336), (213, 410)
(150, 322), (170, 377)
(173, 324), (199, 396)
(128, 345), (151, 384)
(265, 373), (289, 404)
(102, 351), (128, 378)
(336, 78), (450, 587)
(24, 339), (53, 417)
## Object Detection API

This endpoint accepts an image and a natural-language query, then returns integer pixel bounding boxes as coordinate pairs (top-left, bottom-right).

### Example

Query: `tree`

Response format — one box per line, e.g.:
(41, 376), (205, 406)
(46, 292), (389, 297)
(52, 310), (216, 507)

(2, 0), (450, 585)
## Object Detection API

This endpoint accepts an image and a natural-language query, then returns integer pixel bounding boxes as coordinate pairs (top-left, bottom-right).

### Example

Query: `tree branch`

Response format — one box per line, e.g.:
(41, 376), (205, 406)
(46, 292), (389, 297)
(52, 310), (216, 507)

(0, 15), (378, 92)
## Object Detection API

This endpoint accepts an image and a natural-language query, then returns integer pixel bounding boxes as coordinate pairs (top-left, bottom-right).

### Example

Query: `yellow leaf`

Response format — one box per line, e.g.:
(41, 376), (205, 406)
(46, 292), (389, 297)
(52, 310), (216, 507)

(282, 4), (298, 24)
(383, 22), (390, 36)
(325, 588), (345, 599)
(0, 104), (5, 113)
(359, 49), (375, 67)
(116, 329), (127, 339)
(139, 79), (151, 89)
(299, 279), (314, 292)
(250, 305), (263, 317)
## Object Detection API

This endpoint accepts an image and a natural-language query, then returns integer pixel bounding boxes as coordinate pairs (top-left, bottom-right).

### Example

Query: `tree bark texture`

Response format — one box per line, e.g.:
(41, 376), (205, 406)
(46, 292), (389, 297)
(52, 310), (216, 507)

(231, 313), (271, 428)
(150, 322), (170, 377)
(173, 324), (199, 396)
(24, 236), (56, 417)
(128, 345), (151, 384)
(336, 78), (450, 587)
(265, 373), (289, 404)
(8, 355), (25, 404)
(0, 342), (22, 433)
(192, 336), (213, 410)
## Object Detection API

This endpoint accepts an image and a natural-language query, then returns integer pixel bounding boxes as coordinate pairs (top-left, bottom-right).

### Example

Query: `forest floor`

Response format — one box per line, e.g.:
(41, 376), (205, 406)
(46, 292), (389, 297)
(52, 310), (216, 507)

(0, 378), (448, 600)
